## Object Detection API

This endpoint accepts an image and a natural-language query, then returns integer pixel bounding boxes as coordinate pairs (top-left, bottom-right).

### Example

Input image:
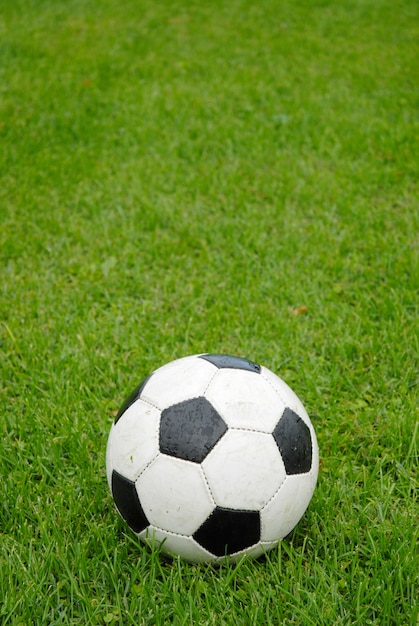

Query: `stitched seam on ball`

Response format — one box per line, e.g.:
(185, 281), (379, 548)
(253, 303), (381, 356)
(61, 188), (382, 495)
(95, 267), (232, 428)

(260, 474), (288, 510)
(229, 426), (273, 435)
(200, 464), (217, 507)
(144, 525), (190, 538)
(129, 412), (162, 482)
(225, 540), (263, 558)
(138, 396), (162, 411)
(142, 527), (214, 556)
(260, 371), (288, 407)
(131, 451), (160, 483)
(261, 371), (312, 431)
(202, 368), (221, 394)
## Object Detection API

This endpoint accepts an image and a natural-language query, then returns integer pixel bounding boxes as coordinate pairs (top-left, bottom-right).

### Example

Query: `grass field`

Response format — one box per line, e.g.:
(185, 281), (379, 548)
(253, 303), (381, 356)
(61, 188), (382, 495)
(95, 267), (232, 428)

(1, 0), (418, 624)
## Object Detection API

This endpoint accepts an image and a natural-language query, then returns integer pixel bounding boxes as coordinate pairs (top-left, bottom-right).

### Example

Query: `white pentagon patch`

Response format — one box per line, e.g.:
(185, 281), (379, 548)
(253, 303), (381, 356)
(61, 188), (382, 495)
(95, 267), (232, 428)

(205, 368), (286, 433)
(202, 430), (286, 510)
(136, 455), (215, 535)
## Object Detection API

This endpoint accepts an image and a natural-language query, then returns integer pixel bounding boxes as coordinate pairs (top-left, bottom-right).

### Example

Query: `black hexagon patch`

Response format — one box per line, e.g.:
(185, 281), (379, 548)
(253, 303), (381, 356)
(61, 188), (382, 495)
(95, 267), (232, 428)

(159, 397), (228, 463)
(193, 507), (261, 556)
(273, 408), (312, 474)
(111, 470), (149, 533)
(199, 354), (261, 373)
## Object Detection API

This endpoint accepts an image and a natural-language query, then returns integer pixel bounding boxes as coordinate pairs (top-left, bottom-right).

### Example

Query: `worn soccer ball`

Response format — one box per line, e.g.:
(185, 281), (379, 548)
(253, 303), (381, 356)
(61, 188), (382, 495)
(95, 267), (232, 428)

(106, 354), (319, 562)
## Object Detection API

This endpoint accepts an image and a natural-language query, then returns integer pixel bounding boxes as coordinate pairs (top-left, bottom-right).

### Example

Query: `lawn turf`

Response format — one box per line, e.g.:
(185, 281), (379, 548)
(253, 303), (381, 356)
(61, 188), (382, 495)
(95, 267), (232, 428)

(0, 0), (418, 624)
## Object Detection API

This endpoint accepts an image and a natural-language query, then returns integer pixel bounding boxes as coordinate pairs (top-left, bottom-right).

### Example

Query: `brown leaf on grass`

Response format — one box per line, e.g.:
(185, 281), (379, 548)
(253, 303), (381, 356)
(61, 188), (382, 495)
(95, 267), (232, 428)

(292, 305), (308, 316)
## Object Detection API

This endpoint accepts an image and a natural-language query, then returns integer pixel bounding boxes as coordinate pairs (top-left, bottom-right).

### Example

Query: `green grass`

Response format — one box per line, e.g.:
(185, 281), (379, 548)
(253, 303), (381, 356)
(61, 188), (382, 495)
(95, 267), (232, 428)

(1, 0), (418, 623)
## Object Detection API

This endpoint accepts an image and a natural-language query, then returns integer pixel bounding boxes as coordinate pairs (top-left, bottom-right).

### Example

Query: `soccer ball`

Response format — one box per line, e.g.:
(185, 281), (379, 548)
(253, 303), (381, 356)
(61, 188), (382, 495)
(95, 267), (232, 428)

(106, 354), (319, 562)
